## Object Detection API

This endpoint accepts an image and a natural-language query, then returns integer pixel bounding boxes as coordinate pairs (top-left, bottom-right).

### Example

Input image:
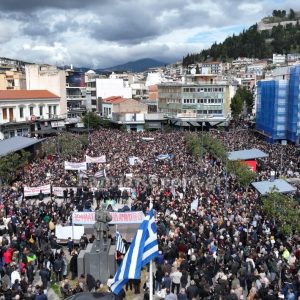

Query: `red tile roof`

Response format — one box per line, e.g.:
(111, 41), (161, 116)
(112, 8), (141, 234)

(102, 96), (127, 104)
(0, 90), (60, 100)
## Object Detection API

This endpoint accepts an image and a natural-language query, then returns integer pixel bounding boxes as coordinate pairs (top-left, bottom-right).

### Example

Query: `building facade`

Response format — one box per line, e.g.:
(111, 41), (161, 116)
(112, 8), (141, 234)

(256, 65), (300, 143)
(0, 90), (61, 140)
(157, 79), (234, 128)
(25, 64), (67, 115)
(0, 70), (26, 90)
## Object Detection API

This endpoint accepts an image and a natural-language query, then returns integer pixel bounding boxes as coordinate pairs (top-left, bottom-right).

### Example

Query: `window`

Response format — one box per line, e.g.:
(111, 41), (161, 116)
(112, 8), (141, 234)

(39, 106), (43, 116)
(53, 106), (57, 115)
(204, 88), (207, 92)
(19, 107), (24, 118)
(2, 108), (7, 120)
(208, 88), (211, 92)
(48, 106), (52, 117)
(29, 107), (34, 116)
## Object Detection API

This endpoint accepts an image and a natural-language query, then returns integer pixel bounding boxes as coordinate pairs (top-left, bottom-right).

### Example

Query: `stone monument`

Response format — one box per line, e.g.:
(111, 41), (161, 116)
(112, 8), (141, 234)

(78, 206), (116, 283)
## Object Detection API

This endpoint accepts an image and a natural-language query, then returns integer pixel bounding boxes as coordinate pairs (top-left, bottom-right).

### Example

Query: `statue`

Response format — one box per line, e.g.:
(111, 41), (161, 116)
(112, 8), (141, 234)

(94, 205), (112, 243)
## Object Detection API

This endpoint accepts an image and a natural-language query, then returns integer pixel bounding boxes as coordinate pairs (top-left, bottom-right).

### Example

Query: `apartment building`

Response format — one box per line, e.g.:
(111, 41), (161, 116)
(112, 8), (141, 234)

(100, 96), (148, 132)
(0, 70), (26, 90)
(256, 65), (300, 144)
(157, 77), (235, 128)
(0, 90), (61, 139)
(25, 64), (67, 115)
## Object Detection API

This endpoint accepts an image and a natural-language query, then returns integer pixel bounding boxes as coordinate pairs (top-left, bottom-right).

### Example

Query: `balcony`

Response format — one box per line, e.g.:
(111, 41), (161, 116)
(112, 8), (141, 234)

(111, 113), (145, 124)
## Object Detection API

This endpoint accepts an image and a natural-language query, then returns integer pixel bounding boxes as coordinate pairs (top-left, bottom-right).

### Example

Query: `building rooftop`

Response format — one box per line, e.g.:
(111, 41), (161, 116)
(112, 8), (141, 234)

(102, 96), (127, 104)
(0, 136), (45, 157)
(227, 149), (269, 161)
(252, 179), (296, 195)
(0, 90), (59, 100)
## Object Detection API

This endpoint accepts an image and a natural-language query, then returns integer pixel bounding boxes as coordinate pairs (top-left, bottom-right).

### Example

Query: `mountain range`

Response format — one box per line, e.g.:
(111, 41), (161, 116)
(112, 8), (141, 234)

(68, 58), (167, 73)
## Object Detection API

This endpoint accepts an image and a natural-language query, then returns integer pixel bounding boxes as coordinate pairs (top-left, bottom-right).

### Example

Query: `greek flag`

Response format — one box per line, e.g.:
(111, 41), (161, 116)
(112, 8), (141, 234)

(116, 231), (126, 254)
(110, 209), (159, 294)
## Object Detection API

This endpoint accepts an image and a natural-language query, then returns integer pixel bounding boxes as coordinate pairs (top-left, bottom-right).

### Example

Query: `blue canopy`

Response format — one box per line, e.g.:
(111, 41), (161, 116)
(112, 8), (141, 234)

(252, 179), (296, 195)
(227, 148), (269, 161)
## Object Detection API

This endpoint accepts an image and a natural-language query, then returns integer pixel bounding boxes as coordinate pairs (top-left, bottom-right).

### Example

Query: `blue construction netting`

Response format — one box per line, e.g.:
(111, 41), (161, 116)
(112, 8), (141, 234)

(256, 79), (288, 141)
(287, 65), (300, 143)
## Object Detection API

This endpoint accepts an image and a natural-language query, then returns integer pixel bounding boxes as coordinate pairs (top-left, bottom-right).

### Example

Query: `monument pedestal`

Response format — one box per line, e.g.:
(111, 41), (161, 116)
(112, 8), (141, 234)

(78, 239), (116, 283)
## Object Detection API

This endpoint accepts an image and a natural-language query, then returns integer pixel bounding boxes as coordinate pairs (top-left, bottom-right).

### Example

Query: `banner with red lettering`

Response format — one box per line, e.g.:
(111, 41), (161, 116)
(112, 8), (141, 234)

(72, 211), (144, 225)
(86, 155), (106, 163)
(24, 184), (51, 197)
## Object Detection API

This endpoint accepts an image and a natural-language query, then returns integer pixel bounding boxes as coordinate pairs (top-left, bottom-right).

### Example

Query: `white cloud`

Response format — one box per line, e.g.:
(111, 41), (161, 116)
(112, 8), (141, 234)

(0, 0), (299, 67)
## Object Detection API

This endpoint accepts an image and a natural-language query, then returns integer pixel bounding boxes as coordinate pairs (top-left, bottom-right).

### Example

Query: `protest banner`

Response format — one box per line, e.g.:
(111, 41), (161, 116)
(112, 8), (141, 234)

(72, 211), (144, 225)
(190, 198), (199, 211)
(24, 184), (51, 197)
(52, 187), (78, 197)
(55, 224), (84, 241)
(64, 161), (87, 171)
(86, 155), (106, 163)
(129, 156), (141, 166)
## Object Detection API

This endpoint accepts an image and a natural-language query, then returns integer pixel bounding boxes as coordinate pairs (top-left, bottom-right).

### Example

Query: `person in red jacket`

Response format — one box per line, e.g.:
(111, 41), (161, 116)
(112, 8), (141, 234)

(3, 247), (13, 265)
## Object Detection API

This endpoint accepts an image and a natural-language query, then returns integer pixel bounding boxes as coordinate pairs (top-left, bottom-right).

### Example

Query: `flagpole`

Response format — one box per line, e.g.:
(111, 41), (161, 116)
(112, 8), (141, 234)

(149, 199), (153, 300)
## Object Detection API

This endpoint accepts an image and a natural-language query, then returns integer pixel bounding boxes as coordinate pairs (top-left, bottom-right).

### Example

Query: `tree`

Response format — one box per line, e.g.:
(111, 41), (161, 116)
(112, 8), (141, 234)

(195, 64), (200, 74)
(0, 150), (30, 184)
(42, 133), (88, 157)
(288, 8), (295, 20)
(230, 93), (244, 118)
(262, 191), (300, 235)
(237, 87), (254, 114)
(82, 112), (101, 129)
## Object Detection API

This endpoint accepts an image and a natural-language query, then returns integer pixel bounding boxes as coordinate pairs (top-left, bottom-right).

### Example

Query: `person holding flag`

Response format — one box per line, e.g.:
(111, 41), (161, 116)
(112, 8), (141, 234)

(115, 231), (126, 266)
(110, 209), (159, 297)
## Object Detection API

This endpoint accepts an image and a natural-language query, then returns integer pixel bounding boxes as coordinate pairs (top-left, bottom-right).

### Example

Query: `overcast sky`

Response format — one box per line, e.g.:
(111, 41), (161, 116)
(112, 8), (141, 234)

(0, 0), (299, 68)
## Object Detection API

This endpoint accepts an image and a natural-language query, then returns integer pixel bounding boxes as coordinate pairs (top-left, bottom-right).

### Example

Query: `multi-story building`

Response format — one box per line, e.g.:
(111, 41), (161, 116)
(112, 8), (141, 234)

(0, 90), (61, 139)
(85, 70), (100, 112)
(157, 75), (235, 129)
(131, 82), (148, 101)
(25, 64), (67, 115)
(0, 70), (26, 90)
(65, 69), (86, 117)
(256, 65), (300, 144)
(96, 77), (132, 100)
(273, 54), (287, 65)
(99, 96), (148, 132)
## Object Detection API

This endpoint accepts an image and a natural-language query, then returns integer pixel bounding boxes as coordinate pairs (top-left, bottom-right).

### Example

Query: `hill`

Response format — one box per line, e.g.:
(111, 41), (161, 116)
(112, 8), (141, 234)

(183, 10), (300, 65)
(98, 58), (166, 73)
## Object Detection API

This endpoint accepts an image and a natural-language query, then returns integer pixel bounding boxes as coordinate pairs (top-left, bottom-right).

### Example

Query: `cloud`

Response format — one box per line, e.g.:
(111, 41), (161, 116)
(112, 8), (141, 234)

(0, 0), (300, 67)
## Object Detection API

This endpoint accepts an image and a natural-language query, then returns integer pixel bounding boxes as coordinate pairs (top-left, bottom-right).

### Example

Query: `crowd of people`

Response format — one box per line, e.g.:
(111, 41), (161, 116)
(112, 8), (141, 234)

(0, 125), (299, 300)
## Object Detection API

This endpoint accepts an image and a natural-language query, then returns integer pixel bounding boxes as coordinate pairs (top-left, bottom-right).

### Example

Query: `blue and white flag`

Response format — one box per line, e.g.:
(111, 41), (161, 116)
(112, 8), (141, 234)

(110, 209), (159, 294)
(116, 231), (126, 254)
(156, 154), (174, 160)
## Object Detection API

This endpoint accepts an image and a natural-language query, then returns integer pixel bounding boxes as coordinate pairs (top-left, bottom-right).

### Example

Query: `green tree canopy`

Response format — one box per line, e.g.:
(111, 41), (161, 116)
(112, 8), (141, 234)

(262, 191), (300, 235)
(0, 150), (30, 184)
(42, 133), (89, 157)
(230, 93), (244, 118)
(82, 112), (101, 129)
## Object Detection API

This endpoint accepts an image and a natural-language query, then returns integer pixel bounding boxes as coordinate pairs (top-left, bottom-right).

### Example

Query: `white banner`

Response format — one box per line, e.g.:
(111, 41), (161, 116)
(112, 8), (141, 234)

(55, 225), (84, 240)
(86, 155), (106, 163)
(129, 156), (141, 166)
(52, 187), (77, 197)
(72, 211), (144, 225)
(24, 184), (51, 197)
(64, 161), (87, 171)
(190, 198), (199, 211)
